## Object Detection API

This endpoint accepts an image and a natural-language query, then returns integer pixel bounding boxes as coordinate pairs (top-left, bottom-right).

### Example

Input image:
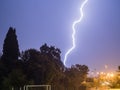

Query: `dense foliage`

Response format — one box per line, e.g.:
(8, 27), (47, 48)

(0, 27), (89, 90)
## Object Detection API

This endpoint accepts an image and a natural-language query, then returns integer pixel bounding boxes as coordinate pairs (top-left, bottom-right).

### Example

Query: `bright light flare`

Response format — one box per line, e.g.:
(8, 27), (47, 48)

(64, 0), (88, 66)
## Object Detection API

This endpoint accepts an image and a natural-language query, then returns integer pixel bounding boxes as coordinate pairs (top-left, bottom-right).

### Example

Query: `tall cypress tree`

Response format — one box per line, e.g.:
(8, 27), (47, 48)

(1, 27), (20, 63)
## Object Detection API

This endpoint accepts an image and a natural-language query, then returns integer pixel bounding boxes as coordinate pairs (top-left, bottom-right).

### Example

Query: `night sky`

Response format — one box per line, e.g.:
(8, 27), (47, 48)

(0, 0), (120, 72)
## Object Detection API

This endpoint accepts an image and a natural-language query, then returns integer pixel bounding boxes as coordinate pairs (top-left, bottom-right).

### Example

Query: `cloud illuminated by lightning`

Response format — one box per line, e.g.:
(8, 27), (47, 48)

(64, 0), (88, 66)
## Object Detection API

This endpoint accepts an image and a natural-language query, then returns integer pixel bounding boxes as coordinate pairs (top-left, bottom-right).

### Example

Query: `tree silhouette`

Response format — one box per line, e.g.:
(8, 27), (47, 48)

(20, 46), (64, 85)
(40, 43), (64, 70)
(118, 66), (120, 71)
(0, 27), (20, 75)
(0, 27), (90, 89)
(1, 27), (20, 63)
(0, 52), (2, 58)
(64, 64), (89, 88)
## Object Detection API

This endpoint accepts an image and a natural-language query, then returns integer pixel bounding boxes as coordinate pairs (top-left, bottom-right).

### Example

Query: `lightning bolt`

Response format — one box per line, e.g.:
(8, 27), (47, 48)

(64, 0), (88, 66)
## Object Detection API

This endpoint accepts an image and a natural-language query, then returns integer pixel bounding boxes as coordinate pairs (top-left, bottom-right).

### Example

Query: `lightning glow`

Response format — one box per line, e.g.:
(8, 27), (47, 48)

(64, 0), (88, 66)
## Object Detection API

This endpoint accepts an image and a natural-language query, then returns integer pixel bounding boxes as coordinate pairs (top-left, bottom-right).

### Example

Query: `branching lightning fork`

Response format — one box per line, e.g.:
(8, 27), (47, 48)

(64, 0), (88, 66)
